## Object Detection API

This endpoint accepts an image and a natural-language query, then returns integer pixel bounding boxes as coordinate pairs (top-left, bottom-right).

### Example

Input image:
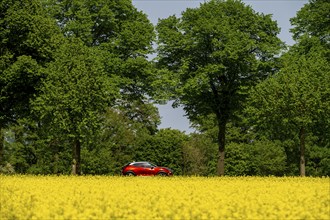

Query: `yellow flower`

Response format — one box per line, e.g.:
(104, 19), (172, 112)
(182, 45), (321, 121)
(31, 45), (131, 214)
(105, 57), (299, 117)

(0, 175), (329, 219)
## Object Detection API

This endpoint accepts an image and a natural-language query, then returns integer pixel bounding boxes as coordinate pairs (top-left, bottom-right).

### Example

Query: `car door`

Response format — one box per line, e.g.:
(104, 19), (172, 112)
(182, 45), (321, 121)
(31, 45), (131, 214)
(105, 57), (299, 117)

(143, 162), (156, 175)
(132, 162), (145, 175)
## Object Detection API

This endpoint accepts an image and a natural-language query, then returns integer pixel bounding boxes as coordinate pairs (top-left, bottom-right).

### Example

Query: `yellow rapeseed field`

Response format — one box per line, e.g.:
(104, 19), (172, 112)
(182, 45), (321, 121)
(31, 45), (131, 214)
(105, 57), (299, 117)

(0, 175), (329, 219)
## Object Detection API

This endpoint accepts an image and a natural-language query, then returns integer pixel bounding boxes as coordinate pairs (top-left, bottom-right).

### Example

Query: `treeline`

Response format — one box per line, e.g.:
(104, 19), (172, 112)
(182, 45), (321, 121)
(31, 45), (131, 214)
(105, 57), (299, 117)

(0, 0), (329, 176)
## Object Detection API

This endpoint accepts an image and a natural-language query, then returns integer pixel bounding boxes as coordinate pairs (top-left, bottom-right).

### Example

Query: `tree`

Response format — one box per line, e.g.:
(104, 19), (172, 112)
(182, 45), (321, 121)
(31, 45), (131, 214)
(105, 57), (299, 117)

(246, 45), (330, 176)
(244, 0), (329, 176)
(0, 0), (63, 125)
(32, 40), (119, 175)
(43, 0), (155, 103)
(1, 0), (158, 175)
(0, 0), (63, 164)
(290, 0), (330, 45)
(156, 0), (283, 175)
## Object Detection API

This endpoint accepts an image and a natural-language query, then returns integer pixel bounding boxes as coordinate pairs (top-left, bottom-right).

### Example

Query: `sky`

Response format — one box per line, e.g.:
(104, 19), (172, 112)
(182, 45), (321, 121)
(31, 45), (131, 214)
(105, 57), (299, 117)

(131, 0), (309, 133)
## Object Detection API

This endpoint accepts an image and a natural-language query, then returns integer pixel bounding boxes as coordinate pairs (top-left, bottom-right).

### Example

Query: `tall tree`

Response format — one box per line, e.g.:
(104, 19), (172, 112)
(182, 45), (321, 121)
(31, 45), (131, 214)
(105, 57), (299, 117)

(27, 0), (156, 174)
(0, 0), (63, 164)
(43, 0), (155, 102)
(286, 0), (329, 176)
(156, 0), (283, 175)
(246, 44), (330, 176)
(32, 40), (119, 175)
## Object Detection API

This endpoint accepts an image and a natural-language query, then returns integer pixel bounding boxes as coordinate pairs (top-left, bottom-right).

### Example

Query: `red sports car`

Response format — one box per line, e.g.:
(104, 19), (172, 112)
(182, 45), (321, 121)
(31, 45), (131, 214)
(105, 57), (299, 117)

(121, 161), (173, 176)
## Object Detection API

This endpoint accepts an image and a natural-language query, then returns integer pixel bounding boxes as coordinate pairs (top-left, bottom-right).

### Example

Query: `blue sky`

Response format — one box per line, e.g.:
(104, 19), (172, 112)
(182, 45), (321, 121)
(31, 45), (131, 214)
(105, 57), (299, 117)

(132, 0), (308, 133)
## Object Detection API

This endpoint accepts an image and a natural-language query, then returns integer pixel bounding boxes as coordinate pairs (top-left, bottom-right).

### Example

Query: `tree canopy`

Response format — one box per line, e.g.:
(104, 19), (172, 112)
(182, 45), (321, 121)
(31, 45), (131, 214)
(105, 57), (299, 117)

(156, 0), (283, 175)
(0, 0), (63, 127)
(247, 44), (330, 176)
(246, 0), (330, 176)
(32, 40), (119, 174)
(290, 0), (330, 43)
(0, 0), (157, 174)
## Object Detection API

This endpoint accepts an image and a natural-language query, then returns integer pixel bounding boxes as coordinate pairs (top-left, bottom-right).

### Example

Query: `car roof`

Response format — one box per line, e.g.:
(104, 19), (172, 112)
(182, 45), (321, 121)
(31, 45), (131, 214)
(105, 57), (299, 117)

(130, 161), (150, 164)
(130, 161), (157, 165)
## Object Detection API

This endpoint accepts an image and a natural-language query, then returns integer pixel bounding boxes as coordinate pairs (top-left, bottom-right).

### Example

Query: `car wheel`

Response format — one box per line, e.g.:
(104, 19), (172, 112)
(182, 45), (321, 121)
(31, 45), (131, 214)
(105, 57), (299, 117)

(157, 172), (167, 176)
(125, 172), (135, 176)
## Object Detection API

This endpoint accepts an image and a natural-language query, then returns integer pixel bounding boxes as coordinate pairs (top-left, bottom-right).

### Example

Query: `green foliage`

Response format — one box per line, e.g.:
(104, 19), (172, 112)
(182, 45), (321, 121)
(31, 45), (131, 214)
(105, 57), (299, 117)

(246, 31), (330, 176)
(116, 99), (161, 135)
(0, 0), (63, 126)
(32, 40), (118, 141)
(156, 0), (283, 175)
(307, 145), (330, 176)
(81, 147), (115, 175)
(30, 39), (120, 174)
(156, 0), (283, 116)
(44, 0), (154, 52)
(247, 47), (329, 134)
(135, 129), (188, 175)
(182, 133), (218, 176)
(251, 141), (287, 176)
(290, 0), (330, 43)
(225, 143), (251, 176)
(225, 140), (287, 176)
(43, 0), (156, 102)
(3, 118), (72, 174)
(1, 0), (158, 175)
(80, 106), (158, 175)
(0, 56), (39, 124)
(0, 0), (64, 171)
(242, 0), (330, 176)
(0, 0), (63, 63)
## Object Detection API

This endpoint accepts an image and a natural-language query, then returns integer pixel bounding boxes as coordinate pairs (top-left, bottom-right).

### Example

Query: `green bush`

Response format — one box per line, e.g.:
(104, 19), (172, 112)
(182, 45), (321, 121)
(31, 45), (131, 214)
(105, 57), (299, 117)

(225, 140), (287, 176)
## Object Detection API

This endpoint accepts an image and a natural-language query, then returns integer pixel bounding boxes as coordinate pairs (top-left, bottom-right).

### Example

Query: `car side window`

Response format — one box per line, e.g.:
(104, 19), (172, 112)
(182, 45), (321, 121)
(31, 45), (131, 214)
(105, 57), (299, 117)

(144, 163), (153, 168)
(141, 163), (151, 168)
(133, 162), (144, 167)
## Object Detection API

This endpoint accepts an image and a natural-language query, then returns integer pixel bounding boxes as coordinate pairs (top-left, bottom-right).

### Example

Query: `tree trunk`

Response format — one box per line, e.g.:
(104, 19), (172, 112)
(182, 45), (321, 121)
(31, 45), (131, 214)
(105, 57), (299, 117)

(71, 139), (81, 175)
(299, 127), (306, 177)
(217, 121), (226, 176)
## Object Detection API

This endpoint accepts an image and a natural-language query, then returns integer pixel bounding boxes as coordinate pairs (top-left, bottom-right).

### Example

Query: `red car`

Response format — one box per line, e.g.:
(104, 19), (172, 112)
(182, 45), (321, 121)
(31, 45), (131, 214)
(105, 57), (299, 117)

(121, 161), (173, 176)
